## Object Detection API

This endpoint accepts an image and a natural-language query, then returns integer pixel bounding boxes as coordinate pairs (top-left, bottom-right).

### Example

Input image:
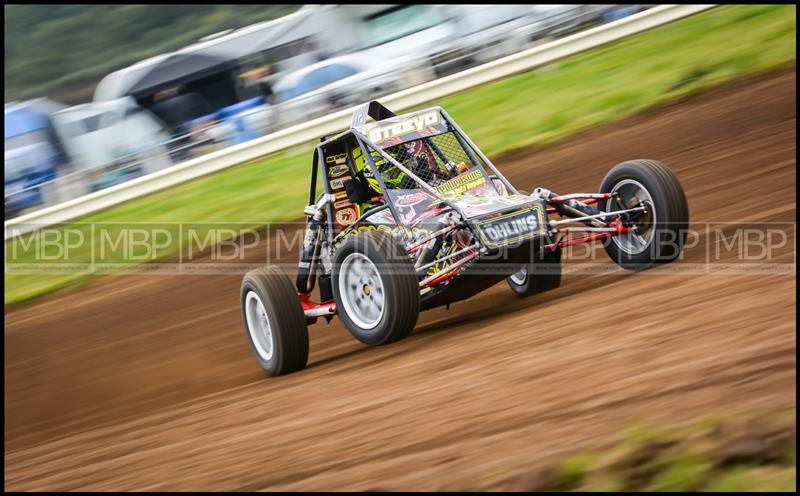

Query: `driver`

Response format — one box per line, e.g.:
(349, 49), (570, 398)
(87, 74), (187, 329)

(345, 141), (469, 212)
(343, 145), (403, 213)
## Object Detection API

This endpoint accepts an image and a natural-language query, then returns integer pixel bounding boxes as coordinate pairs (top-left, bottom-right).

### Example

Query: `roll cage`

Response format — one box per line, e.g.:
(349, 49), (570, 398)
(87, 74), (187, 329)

(308, 101), (522, 246)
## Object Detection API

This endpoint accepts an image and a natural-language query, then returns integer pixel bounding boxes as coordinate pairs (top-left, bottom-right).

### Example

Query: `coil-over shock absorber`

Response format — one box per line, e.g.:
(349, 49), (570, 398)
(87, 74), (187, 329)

(296, 194), (334, 298)
(533, 188), (613, 227)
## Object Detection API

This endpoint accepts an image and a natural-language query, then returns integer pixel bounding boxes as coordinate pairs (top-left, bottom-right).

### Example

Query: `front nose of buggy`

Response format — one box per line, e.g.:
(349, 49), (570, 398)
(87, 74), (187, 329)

(463, 197), (551, 254)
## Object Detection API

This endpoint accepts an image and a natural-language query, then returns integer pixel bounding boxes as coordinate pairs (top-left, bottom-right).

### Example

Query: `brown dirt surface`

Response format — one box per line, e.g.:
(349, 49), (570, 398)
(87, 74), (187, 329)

(4, 68), (796, 491)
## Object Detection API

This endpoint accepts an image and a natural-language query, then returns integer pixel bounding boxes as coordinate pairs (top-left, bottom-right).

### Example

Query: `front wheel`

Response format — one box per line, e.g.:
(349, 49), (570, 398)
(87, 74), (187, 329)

(508, 246), (562, 296)
(600, 159), (689, 271)
(240, 266), (309, 376)
(332, 230), (420, 345)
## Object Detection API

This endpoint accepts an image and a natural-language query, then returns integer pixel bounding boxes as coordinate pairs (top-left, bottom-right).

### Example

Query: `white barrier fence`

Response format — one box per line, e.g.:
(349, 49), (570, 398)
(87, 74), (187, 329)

(5, 4), (716, 241)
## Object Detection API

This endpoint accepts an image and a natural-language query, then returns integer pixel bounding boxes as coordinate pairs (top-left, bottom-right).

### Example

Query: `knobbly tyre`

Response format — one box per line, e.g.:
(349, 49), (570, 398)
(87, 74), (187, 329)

(240, 101), (689, 376)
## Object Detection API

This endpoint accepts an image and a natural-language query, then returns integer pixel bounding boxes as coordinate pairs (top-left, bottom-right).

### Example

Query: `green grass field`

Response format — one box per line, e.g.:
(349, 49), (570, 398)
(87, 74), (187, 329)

(4, 5), (796, 306)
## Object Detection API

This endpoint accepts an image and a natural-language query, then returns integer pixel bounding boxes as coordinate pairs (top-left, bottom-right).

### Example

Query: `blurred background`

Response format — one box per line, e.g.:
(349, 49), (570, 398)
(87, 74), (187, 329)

(4, 4), (651, 219)
(4, 5), (796, 492)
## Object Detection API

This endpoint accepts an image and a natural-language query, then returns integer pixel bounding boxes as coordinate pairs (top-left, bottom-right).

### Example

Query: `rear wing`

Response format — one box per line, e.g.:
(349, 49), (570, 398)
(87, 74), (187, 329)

(319, 102), (397, 143)
(351, 100), (396, 128)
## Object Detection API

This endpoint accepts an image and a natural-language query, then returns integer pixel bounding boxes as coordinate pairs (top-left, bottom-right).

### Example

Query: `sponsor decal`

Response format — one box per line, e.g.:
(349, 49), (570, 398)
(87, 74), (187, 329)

(400, 209), (417, 225)
(337, 224), (432, 245)
(325, 153), (348, 165)
(330, 178), (350, 189)
(334, 191), (349, 200)
(328, 164), (350, 177)
(336, 207), (358, 226)
(334, 199), (352, 209)
(411, 206), (451, 226)
(367, 111), (440, 143)
(475, 207), (545, 248)
(396, 192), (431, 207)
(364, 207), (397, 225)
(436, 169), (487, 196)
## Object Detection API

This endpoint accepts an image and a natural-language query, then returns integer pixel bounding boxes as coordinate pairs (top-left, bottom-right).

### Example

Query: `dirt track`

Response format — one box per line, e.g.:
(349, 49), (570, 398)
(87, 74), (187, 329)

(4, 69), (796, 491)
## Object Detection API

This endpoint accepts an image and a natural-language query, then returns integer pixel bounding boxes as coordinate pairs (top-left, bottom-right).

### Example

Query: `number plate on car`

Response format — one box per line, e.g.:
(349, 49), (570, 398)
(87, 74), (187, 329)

(474, 206), (546, 248)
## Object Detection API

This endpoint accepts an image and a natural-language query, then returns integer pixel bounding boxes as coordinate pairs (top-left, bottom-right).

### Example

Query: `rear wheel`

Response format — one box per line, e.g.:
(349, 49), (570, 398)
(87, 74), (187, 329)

(240, 265), (309, 376)
(333, 230), (420, 345)
(600, 159), (689, 271)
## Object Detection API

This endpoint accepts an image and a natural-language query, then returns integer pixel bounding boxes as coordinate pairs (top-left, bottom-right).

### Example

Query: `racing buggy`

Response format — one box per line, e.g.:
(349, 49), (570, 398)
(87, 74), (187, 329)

(240, 101), (689, 376)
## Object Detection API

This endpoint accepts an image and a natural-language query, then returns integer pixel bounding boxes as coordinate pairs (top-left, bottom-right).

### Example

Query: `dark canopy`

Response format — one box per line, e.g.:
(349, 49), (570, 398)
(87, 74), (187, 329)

(149, 92), (214, 128)
(125, 53), (236, 98)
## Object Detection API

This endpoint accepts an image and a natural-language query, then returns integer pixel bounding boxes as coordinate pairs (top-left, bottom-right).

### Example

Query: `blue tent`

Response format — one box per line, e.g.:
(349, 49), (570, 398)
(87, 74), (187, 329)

(4, 98), (68, 140)
(5, 99), (70, 217)
(4, 106), (50, 140)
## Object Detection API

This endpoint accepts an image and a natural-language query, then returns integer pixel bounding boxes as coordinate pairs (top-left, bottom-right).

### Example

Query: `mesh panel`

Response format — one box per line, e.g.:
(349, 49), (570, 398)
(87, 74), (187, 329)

(368, 131), (486, 190)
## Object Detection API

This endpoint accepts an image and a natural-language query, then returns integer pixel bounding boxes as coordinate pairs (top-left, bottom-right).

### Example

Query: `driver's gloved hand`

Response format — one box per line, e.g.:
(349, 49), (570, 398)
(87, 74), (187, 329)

(411, 156), (438, 184)
(442, 161), (459, 178)
(344, 175), (373, 204)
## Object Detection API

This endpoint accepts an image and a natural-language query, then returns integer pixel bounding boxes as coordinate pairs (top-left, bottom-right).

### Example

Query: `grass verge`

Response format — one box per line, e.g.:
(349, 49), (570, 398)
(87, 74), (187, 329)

(502, 410), (796, 492)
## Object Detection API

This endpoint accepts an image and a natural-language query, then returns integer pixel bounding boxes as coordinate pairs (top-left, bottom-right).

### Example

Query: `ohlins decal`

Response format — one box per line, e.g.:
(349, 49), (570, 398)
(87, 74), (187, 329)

(482, 215), (539, 241)
(367, 111), (440, 143)
(436, 169), (486, 195)
(476, 207), (545, 247)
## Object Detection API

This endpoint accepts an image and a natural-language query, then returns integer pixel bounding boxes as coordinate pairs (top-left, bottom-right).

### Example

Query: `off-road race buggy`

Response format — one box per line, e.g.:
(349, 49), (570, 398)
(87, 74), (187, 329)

(240, 101), (689, 376)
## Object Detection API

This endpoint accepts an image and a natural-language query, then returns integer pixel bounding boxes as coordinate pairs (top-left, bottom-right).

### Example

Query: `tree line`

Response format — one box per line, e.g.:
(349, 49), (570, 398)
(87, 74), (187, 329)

(4, 5), (299, 105)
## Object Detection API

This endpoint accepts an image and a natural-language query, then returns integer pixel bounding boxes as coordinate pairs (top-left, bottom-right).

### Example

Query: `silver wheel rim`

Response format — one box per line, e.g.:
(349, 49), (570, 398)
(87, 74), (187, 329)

(510, 266), (527, 285)
(338, 252), (385, 330)
(609, 179), (656, 255)
(245, 291), (274, 361)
